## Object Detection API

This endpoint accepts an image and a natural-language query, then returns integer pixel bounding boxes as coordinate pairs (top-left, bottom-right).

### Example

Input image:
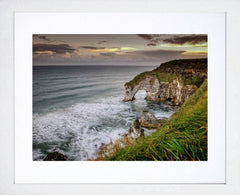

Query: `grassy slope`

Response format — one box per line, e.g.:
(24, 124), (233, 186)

(155, 58), (208, 71)
(107, 79), (208, 161)
(124, 71), (177, 89)
(125, 59), (207, 89)
(124, 71), (201, 89)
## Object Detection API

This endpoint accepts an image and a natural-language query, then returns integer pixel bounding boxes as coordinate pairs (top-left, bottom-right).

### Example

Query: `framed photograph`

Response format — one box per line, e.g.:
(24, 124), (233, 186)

(14, 13), (225, 183)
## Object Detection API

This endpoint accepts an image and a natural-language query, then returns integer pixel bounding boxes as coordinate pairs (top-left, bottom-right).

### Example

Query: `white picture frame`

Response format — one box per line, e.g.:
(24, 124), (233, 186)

(14, 13), (225, 184)
(2, 0), (240, 193)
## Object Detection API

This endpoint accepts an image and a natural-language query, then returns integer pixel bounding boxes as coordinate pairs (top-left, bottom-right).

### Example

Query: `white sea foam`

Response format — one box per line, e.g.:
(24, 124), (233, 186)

(33, 96), (130, 160)
(33, 93), (174, 161)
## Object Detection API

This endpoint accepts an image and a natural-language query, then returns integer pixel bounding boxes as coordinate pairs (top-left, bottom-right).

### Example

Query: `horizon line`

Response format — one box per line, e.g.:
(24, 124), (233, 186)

(33, 64), (158, 67)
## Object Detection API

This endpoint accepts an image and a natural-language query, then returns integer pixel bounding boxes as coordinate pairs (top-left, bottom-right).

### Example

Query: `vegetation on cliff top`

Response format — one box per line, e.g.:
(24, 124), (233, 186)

(125, 71), (201, 89)
(125, 71), (177, 88)
(155, 58), (207, 72)
(125, 58), (207, 89)
(102, 79), (208, 161)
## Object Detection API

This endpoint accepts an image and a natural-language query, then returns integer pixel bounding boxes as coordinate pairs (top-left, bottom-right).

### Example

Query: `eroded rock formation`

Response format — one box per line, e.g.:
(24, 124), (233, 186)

(124, 77), (197, 105)
(140, 110), (168, 128)
(128, 119), (144, 140)
(124, 59), (207, 105)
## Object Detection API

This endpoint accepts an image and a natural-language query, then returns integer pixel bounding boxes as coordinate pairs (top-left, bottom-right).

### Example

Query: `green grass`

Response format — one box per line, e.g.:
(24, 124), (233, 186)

(125, 58), (207, 89)
(107, 79), (208, 161)
(124, 71), (177, 89)
(157, 58), (207, 70)
(124, 71), (203, 89)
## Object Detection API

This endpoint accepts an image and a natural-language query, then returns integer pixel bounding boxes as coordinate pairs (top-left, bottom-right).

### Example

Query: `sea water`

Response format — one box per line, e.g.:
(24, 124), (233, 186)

(33, 66), (175, 160)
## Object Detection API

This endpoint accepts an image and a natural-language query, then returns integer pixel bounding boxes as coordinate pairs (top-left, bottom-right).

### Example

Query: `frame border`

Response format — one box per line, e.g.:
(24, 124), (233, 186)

(15, 13), (225, 184)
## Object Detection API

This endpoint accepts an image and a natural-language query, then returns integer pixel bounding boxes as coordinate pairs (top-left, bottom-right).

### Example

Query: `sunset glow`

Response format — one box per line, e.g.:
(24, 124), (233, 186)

(33, 34), (207, 66)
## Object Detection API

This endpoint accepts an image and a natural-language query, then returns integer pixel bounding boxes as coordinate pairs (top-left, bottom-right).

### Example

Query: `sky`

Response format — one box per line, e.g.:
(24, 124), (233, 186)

(33, 34), (207, 66)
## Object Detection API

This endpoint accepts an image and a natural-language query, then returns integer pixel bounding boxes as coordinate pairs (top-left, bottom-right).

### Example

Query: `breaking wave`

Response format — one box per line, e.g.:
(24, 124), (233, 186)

(33, 92), (175, 161)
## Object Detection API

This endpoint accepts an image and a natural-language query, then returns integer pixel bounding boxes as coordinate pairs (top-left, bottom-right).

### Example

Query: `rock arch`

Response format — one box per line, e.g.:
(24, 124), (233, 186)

(124, 76), (160, 101)
(123, 76), (198, 105)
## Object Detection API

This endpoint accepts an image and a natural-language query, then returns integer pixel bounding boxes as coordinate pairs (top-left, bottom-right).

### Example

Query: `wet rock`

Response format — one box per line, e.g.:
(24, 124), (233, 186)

(140, 111), (159, 128)
(128, 119), (144, 140)
(140, 111), (167, 128)
(44, 151), (67, 161)
(158, 117), (168, 126)
(124, 77), (197, 105)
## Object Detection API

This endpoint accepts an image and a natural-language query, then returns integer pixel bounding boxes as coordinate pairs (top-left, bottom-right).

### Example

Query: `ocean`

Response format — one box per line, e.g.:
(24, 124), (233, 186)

(33, 65), (175, 160)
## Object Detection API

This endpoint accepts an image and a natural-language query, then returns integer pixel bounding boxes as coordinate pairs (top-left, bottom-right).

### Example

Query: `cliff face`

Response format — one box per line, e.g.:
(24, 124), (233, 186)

(109, 80), (208, 161)
(124, 76), (197, 105)
(124, 59), (207, 105)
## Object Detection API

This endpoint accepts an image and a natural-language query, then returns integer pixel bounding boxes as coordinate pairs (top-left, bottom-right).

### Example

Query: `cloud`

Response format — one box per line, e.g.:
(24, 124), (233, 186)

(33, 35), (52, 42)
(80, 46), (122, 50)
(33, 41), (207, 66)
(33, 48), (205, 66)
(33, 34), (66, 43)
(137, 34), (154, 40)
(100, 52), (116, 57)
(146, 43), (157, 46)
(129, 49), (185, 58)
(33, 44), (76, 54)
(80, 46), (106, 50)
(98, 41), (107, 44)
(146, 39), (159, 46)
(119, 49), (188, 65)
(138, 34), (207, 47)
(138, 35), (163, 46)
(162, 35), (207, 45)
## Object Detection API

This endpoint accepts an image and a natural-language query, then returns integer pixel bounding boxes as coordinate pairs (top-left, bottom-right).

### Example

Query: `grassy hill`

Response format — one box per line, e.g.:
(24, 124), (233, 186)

(154, 58), (207, 73)
(106, 79), (208, 161)
(125, 59), (207, 89)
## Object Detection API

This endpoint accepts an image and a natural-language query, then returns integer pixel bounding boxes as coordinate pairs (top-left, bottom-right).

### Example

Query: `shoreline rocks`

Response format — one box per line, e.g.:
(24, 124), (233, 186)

(44, 151), (67, 161)
(128, 119), (144, 140)
(140, 110), (168, 128)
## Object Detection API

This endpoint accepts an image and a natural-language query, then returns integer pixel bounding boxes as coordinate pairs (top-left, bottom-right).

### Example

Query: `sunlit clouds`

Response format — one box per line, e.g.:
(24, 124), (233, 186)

(33, 34), (207, 66)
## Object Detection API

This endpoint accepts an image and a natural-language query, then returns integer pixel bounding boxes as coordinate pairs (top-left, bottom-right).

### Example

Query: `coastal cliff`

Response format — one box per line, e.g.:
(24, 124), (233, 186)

(95, 79), (208, 161)
(94, 58), (208, 161)
(124, 59), (207, 105)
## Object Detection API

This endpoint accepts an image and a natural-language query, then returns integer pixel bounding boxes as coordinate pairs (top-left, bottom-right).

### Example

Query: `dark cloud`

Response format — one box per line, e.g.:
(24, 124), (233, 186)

(33, 44), (76, 54)
(80, 46), (106, 50)
(138, 34), (207, 47)
(147, 43), (157, 46)
(33, 34), (65, 43)
(138, 34), (162, 46)
(162, 35), (207, 45)
(137, 34), (154, 40)
(98, 41), (107, 44)
(147, 39), (159, 46)
(80, 46), (120, 50)
(32, 34), (207, 65)
(33, 35), (51, 42)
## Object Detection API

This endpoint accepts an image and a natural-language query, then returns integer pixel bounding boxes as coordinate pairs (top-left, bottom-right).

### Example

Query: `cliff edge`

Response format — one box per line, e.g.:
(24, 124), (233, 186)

(124, 58), (207, 105)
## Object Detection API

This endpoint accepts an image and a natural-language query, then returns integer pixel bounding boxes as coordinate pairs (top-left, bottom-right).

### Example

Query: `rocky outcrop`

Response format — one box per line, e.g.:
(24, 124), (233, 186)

(128, 119), (144, 140)
(44, 151), (67, 161)
(124, 59), (207, 105)
(124, 77), (197, 105)
(140, 111), (167, 128)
